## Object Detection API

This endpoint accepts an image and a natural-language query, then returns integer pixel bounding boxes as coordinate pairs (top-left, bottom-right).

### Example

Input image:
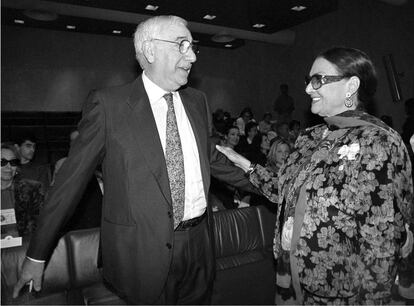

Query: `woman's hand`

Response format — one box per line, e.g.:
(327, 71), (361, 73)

(215, 145), (252, 172)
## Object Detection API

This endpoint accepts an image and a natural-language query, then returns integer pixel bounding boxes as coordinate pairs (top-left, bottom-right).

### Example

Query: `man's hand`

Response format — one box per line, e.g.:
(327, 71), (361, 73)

(13, 258), (45, 298)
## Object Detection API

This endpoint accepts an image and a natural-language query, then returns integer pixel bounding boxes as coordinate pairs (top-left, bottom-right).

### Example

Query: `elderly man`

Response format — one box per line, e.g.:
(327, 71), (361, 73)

(13, 15), (254, 304)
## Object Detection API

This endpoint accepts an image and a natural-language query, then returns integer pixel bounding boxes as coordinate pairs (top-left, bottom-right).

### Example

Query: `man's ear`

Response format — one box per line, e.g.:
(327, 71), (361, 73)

(347, 76), (360, 96)
(142, 40), (155, 63)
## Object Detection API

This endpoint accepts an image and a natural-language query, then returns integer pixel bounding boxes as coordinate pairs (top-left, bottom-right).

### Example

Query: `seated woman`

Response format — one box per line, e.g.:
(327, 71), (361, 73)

(249, 137), (291, 211)
(220, 125), (240, 149)
(217, 47), (414, 304)
(266, 137), (291, 174)
(1, 143), (43, 237)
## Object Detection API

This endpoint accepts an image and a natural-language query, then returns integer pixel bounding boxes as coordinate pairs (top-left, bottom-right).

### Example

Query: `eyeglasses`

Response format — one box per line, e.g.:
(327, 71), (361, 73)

(1, 158), (19, 167)
(305, 74), (346, 90)
(152, 38), (199, 54)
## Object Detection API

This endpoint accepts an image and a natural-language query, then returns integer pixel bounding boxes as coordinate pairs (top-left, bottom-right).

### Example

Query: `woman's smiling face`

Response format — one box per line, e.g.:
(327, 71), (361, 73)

(305, 57), (350, 117)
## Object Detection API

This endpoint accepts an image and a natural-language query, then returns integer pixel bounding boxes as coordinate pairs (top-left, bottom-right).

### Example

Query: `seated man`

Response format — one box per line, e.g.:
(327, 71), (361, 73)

(14, 134), (51, 195)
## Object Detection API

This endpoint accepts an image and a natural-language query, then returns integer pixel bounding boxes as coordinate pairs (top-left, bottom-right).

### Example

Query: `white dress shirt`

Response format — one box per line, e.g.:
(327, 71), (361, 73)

(142, 72), (206, 220)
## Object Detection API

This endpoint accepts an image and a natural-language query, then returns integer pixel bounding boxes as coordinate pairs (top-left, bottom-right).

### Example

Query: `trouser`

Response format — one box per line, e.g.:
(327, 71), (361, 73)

(156, 217), (214, 305)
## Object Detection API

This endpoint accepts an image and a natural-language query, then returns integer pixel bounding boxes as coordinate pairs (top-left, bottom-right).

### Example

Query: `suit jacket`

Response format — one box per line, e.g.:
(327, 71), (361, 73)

(27, 76), (252, 304)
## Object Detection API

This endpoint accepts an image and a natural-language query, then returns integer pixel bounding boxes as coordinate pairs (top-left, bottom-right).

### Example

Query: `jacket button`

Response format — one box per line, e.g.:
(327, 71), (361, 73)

(166, 243), (172, 249)
(168, 211), (172, 218)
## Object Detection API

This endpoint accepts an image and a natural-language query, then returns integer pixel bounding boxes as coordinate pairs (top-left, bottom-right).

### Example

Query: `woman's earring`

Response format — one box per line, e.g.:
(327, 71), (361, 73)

(344, 92), (354, 108)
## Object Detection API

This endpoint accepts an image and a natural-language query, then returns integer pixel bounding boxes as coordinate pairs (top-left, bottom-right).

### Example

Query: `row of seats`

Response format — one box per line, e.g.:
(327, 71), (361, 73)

(2, 206), (276, 305)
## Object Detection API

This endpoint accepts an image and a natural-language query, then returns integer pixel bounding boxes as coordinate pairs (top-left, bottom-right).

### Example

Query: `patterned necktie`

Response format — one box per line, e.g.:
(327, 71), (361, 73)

(164, 93), (185, 228)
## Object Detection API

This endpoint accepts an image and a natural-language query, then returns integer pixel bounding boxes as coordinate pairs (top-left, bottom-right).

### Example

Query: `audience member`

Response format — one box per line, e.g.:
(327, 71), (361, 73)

(220, 125), (240, 149)
(13, 15), (254, 304)
(265, 137), (291, 174)
(289, 119), (301, 142)
(258, 112), (273, 134)
(14, 134), (51, 195)
(1, 142), (43, 237)
(235, 107), (255, 136)
(275, 121), (294, 147)
(273, 83), (295, 123)
(217, 47), (413, 304)
(235, 121), (264, 164)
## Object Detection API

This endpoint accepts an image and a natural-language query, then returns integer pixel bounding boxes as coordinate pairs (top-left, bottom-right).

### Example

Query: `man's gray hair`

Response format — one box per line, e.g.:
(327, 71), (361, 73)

(133, 15), (188, 70)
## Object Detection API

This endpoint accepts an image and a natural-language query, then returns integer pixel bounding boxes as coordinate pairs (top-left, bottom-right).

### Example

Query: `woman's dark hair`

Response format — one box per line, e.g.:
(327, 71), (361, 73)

(318, 47), (377, 110)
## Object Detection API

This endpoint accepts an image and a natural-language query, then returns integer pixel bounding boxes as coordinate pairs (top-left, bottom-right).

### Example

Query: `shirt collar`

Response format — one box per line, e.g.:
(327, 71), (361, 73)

(142, 71), (177, 105)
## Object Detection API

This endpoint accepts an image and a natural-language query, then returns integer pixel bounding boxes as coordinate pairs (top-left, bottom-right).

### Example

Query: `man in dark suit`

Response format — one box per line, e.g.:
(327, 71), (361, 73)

(13, 15), (254, 304)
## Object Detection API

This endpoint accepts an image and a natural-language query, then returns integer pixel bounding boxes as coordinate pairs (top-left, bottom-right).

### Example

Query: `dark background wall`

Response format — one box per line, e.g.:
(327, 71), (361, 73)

(2, 0), (413, 132)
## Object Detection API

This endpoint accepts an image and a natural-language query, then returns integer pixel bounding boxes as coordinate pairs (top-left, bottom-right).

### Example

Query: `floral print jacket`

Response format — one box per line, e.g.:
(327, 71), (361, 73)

(250, 111), (413, 304)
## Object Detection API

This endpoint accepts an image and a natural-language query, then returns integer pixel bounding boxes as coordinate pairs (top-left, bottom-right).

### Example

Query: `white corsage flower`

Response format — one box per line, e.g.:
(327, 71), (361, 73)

(281, 217), (294, 251)
(338, 143), (360, 160)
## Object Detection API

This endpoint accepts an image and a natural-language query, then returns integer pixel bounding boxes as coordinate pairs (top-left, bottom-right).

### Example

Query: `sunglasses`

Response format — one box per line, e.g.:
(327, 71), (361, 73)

(305, 74), (346, 90)
(1, 158), (20, 167)
(152, 38), (199, 54)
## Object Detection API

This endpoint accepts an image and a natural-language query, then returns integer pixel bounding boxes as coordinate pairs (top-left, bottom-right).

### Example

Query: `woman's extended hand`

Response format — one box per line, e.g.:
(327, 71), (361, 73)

(215, 145), (252, 172)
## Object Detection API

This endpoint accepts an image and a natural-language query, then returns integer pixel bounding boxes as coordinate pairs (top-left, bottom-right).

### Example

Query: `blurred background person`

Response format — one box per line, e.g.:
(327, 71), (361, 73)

(265, 137), (291, 174)
(288, 120), (301, 143)
(235, 107), (255, 136)
(1, 142), (43, 237)
(273, 83), (295, 123)
(217, 47), (413, 305)
(14, 134), (51, 195)
(220, 125), (240, 149)
(258, 112), (273, 134)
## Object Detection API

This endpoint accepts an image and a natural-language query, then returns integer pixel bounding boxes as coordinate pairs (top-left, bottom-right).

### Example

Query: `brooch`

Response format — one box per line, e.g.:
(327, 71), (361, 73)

(338, 143), (360, 160)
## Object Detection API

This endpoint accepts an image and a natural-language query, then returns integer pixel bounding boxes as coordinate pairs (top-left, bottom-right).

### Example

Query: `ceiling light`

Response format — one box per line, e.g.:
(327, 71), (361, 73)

(203, 14), (216, 20)
(66, 25), (76, 29)
(291, 5), (307, 11)
(252, 23), (266, 28)
(193, 39), (199, 43)
(23, 9), (58, 21)
(14, 19), (25, 24)
(112, 30), (122, 34)
(145, 5), (159, 11)
(224, 44), (233, 48)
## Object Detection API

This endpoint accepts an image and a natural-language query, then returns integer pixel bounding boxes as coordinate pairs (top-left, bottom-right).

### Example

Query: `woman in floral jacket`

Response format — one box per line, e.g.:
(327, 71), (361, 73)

(217, 47), (413, 304)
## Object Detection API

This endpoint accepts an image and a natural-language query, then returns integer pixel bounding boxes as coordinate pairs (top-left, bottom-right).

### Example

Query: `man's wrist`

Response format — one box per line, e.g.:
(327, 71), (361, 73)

(26, 256), (45, 263)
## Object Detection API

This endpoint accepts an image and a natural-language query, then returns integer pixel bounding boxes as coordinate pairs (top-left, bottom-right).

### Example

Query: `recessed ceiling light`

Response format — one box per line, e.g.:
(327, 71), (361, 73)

(224, 44), (233, 48)
(145, 5), (159, 11)
(112, 30), (122, 34)
(203, 14), (216, 20)
(14, 19), (25, 24)
(66, 25), (76, 30)
(252, 23), (266, 28)
(291, 5), (307, 11)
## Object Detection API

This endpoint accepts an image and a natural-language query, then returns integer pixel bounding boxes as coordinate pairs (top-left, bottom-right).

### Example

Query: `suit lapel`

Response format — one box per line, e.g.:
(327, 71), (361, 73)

(126, 77), (171, 205)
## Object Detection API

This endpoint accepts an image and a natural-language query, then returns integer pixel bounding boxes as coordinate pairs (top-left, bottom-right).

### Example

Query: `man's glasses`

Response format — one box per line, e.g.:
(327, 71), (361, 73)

(305, 74), (346, 90)
(152, 38), (199, 54)
(1, 158), (19, 167)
